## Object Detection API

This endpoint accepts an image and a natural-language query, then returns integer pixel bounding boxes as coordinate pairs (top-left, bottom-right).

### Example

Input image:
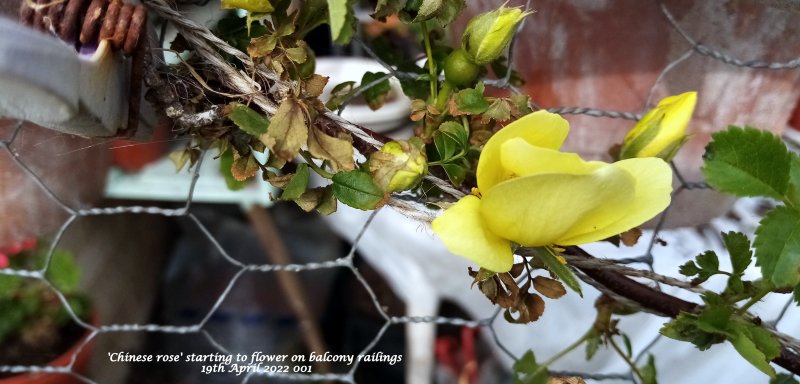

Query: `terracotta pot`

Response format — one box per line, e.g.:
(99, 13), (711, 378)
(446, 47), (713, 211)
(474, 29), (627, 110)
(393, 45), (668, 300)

(457, 0), (800, 227)
(111, 118), (170, 172)
(0, 121), (111, 246)
(0, 326), (94, 384)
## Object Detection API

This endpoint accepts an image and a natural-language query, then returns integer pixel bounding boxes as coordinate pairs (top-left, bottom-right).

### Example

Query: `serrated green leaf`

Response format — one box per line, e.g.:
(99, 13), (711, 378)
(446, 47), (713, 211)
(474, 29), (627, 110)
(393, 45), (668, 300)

(227, 103), (270, 136)
(696, 301), (733, 336)
(771, 373), (800, 384)
(537, 248), (582, 296)
(440, 162), (467, 186)
(512, 350), (548, 384)
(433, 121), (467, 162)
(723, 232), (753, 275)
(679, 261), (701, 277)
(361, 72), (392, 110)
(267, 98), (308, 162)
(220, 149), (248, 190)
(328, 0), (356, 43)
(787, 154), (800, 209)
(484, 98), (512, 122)
(639, 354), (658, 384)
(728, 320), (778, 377)
(332, 170), (385, 210)
(281, 163), (309, 200)
(696, 250), (719, 272)
(702, 126), (791, 199)
(754, 206), (800, 288)
(659, 314), (724, 351)
(450, 83), (489, 115)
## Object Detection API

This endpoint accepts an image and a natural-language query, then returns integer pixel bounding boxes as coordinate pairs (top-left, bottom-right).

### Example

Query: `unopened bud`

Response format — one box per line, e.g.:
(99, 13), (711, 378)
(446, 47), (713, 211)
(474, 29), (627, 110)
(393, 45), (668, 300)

(619, 91), (697, 160)
(369, 138), (428, 193)
(461, 6), (531, 66)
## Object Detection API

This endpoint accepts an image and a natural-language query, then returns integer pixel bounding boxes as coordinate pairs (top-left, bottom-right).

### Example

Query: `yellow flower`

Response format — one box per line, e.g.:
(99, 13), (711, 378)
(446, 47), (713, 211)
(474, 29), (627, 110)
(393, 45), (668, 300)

(619, 92), (698, 160)
(431, 111), (673, 272)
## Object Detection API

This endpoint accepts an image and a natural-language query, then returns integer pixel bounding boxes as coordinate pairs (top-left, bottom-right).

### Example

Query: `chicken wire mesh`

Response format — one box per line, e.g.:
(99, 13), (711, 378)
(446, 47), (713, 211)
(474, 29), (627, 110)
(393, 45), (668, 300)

(1, 0), (800, 383)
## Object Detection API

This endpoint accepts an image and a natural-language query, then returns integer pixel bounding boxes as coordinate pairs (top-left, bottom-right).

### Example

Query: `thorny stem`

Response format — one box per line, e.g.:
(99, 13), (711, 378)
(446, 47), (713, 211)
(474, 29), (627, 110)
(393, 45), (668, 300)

(608, 336), (645, 383)
(300, 151), (334, 179)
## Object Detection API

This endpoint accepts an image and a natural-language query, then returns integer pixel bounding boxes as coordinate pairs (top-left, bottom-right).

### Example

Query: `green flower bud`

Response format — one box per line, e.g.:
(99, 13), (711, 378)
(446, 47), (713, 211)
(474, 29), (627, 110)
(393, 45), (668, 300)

(619, 92), (697, 161)
(369, 138), (428, 193)
(461, 6), (531, 66)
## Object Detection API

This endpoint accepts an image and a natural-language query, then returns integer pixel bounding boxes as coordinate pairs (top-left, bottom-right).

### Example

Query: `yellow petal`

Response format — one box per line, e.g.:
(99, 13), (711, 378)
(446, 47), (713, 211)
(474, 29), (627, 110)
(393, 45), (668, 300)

(559, 157), (672, 244)
(480, 166), (635, 247)
(500, 138), (605, 177)
(432, 195), (514, 272)
(477, 111), (569, 191)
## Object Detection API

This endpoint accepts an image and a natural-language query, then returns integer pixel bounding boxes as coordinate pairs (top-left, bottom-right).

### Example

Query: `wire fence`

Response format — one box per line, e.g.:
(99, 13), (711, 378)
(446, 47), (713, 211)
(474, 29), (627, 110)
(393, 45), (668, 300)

(1, 0), (800, 383)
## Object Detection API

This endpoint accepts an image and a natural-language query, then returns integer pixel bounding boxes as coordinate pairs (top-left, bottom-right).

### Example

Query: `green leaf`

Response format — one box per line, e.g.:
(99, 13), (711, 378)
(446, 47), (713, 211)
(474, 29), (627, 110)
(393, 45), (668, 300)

(728, 320), (778, 377)
(702, 126), (791, 200)
(266, 98), (308, 162)
(537, 248), (582, 296)
(484, 98), (512, 122)
(512, 350), (548, 384)
(325, 81), (357, 110)
(281, 163), (310, 200)
(440, 162), (467, 186)
(678, 261), (700, 277)
(328, 0), (356, 44)
(723, 231), (753, 275)
(372, 0), (407, 20)
(227, 103), (269, 136)
(786, 154), (800, 209)
(660, 314), (724, 351)
(771, 374), (800, 384)
(360, 72), (392, 110)
(754, 206), (800, 288)
(316, 186), (337, 215)
(0, 275), (23, 298)
(696, 250), (719, 272)
(622, 334), (633, 358)
(433, 121), (467, 161)
(639, 354), (658, 384)
(696, 297), (733, 335)
(45, 249), (80, 293)
(220, 149), (247, 190)
(332, 170), (386, 210)
(414, 0), (464, 26)
(450, 82), (489, 115)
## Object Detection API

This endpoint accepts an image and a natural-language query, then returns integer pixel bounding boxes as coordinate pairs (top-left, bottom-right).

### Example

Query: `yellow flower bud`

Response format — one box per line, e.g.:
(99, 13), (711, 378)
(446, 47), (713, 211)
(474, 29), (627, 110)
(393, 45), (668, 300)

(369, 138), (428, 193)
(619, 91), (698, 160)
(432, 111), (673, 272)
(461, 6), (531, 66)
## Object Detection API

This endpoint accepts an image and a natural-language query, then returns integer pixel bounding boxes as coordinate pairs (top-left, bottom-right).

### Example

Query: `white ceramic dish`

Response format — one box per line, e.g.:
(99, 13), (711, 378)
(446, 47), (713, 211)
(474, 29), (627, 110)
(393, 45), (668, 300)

(315, 57), (411, 133)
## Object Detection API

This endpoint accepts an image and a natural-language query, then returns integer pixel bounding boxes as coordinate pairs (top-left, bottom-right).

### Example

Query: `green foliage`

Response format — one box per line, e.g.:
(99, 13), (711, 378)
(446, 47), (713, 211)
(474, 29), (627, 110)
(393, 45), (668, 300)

(754, 206), (800, 288)
(411, 0), (465, 26)
(449, 82), (489, 115)
(328, 0), (357, 43)
(332, 170), (386, 210)
(219, 148), (248, 190)
(772, 374), (800, 384)
(512, 350), (548, 384)
(639, 354), (658, 384)
(660, 292), (779, 377)
(703, 126), (791, 200)
(227, 103), (270, 136)
(0, 241), (90, 345)
(536, 248), (582, 296)
(360, 72), (392, 110)
(281, 163), (310, 200)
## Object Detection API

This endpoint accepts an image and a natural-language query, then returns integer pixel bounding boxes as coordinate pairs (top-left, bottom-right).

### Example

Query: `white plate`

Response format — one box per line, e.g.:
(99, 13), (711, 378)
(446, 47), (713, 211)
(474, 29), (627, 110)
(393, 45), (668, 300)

(315, 57), (411, 133)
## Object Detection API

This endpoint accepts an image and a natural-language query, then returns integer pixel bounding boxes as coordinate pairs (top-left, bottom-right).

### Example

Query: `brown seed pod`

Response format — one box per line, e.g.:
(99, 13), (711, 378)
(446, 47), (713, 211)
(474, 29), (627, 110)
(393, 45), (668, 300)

(79, 0), (105, 44)
(110, 3), (132, 50)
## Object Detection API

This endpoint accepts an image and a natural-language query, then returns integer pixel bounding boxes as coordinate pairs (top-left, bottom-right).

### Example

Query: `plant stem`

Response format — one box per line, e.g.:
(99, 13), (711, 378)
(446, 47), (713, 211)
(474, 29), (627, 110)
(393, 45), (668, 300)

(422, 23), (438, 101)
(608, 336), (645, 383)
(737, 289), (770, 315)
(300, 151), (334, 179)
(542, 330), (592, 367)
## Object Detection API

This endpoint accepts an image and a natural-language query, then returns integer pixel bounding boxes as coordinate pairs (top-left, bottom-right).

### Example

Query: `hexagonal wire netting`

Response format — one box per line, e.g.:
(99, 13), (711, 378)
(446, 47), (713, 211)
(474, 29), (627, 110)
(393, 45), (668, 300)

(1, 0), (800, 383)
